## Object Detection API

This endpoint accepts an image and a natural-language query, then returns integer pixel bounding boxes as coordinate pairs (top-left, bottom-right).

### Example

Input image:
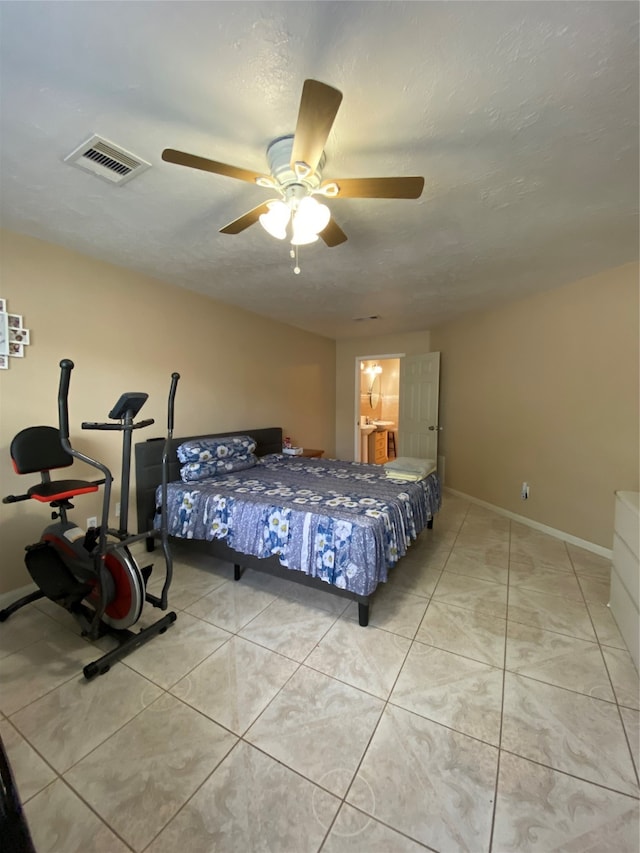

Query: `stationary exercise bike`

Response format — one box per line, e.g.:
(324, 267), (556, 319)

(1, 359), (180, 680)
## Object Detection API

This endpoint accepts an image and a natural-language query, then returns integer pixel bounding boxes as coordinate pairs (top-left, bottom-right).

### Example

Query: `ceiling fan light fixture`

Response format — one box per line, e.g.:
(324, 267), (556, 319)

(301, 196), (331, 229)
(259, 200), (291, 240)
(290, 227), (319, 246)
(290, 197), (331, 245)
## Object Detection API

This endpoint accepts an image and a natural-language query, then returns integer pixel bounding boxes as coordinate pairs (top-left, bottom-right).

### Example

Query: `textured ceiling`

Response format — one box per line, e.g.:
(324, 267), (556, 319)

(0, 1), (638, 339)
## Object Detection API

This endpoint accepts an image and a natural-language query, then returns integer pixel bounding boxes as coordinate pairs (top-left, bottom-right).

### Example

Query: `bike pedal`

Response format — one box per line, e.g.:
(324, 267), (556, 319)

(83, 527), (99, 552)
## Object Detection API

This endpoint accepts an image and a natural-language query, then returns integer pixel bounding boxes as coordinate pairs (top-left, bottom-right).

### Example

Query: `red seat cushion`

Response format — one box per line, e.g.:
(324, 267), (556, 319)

(27, 480), (99, 503)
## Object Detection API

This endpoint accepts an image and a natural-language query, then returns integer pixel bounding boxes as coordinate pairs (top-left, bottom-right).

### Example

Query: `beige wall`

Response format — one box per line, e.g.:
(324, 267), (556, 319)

(335, 331), (431, 460)
(430, 262), (639, 548)
(2, 229), (635, 596)
(0, 230), (336, 595)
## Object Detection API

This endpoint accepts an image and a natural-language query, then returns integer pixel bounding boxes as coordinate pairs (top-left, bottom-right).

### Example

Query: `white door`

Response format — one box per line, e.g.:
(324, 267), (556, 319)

(398, 352), (441, 461)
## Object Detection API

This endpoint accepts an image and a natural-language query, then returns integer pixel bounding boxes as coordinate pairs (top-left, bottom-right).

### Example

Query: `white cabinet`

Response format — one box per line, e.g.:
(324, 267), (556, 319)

(610, 491), (639, 672)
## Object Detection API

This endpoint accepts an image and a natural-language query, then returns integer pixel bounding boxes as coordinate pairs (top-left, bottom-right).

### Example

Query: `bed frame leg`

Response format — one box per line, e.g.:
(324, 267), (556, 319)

(427, 518), (433, 529)
(357, 597), (369, 627)
(234, 564), (242, 581)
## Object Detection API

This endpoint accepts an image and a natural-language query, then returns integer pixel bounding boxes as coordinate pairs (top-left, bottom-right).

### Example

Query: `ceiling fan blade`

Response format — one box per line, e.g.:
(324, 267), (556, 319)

(162, 149), (268, 184)
(290, 80), (343, 175)
(219, 202), (271, 235)
(319, 217), (348, 247)
(324, 176), (425, 199)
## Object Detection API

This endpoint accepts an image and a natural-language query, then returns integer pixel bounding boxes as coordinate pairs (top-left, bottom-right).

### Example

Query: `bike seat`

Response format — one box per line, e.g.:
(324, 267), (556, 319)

(10, 425), (75, 474)
(7, 426), (100, 504)
(26, 480), (99, 503)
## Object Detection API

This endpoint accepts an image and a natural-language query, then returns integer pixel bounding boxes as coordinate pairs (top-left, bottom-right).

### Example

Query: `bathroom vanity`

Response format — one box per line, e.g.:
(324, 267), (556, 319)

(368, 429), (388, 465)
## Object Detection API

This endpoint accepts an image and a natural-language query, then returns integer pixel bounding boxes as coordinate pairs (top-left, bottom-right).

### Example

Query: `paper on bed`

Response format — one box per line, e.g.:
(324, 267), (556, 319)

(384, 456), (436, 480)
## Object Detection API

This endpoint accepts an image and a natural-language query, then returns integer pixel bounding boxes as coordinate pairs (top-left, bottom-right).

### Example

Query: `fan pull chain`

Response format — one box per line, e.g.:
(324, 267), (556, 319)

(291, 245), (301, 275)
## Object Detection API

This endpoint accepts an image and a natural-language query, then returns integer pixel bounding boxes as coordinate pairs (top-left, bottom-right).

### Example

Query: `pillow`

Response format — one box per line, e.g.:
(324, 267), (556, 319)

(180, 453), (258, 482)
(177, 435), (257, 464)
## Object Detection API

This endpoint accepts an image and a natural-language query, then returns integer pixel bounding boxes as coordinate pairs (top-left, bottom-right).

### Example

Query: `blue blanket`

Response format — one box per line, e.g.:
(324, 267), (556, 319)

(157, 455), (441, 597)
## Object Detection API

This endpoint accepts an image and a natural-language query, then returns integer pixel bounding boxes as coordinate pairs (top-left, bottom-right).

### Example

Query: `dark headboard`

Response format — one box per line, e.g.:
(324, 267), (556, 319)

(134, 427), (283, 534)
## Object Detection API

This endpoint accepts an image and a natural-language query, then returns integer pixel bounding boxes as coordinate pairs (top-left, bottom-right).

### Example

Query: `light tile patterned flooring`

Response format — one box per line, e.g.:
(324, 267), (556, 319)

(1, 494), (639, 852)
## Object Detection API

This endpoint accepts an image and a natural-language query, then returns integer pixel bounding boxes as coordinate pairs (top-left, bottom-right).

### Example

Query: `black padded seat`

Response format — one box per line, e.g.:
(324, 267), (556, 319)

(10, 426), (99, 503)
(10, 426), (73, 474)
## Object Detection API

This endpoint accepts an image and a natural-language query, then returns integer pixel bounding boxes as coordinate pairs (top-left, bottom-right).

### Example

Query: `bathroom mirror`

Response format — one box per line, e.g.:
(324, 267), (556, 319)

(368, 375), (381, 409)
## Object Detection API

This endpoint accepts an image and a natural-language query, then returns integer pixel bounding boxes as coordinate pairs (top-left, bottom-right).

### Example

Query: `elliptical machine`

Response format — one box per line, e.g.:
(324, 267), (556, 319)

(1, 359), (180, 680)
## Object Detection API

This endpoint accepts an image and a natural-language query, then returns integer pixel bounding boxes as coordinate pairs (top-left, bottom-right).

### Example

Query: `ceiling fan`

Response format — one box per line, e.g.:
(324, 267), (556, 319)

(162, 79), (425, 252)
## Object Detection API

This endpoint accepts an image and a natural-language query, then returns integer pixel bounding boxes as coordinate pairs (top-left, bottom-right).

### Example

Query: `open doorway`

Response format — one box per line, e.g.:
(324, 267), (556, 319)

(355, 356), (401, 463)
(354, 352), (442, 468)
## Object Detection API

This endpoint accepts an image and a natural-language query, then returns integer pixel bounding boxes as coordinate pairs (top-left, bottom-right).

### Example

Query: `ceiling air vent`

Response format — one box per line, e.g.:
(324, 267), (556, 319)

(64, 135), (151, 185)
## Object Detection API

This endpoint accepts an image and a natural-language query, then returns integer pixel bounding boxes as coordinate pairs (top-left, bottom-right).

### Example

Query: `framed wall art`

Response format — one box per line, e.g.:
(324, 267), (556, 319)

(0, 311), (7, 357)
(0, 299), (30, 367)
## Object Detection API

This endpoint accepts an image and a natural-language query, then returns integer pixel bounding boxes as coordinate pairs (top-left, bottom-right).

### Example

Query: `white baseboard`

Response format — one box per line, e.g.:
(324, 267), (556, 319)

(0, 581), (38, 610)
(444, 487), (613, 560)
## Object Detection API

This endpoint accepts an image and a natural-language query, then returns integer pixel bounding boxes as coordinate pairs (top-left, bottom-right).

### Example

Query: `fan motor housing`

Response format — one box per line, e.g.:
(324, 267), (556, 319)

(266, 135), (325, 190)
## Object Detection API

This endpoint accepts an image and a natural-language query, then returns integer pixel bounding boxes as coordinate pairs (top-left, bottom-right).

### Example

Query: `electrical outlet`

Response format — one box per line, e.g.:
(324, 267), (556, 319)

(521, 482), (530, 500)
(115, 502), (121, 518)
(87, 516), (98, 529)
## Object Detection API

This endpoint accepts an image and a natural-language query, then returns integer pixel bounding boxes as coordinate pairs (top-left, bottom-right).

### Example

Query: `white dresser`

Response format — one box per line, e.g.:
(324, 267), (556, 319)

(610, 491), (639, 672)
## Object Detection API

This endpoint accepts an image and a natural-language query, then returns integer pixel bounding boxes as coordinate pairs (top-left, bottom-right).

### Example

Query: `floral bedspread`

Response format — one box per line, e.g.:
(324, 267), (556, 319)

(157, 455), (441, 597)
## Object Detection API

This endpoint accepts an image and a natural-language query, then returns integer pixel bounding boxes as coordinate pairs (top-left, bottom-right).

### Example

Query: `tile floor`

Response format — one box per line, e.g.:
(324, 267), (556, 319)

(1, 494), (639, 852)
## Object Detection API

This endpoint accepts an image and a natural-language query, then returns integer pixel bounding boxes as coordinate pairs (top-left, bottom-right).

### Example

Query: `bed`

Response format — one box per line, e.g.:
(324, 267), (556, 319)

(135, 427), (441, 626)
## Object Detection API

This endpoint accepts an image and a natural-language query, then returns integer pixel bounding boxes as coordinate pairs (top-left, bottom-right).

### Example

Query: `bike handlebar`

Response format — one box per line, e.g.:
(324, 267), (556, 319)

(58, 359), (74, 441)
(168, 373), (180, 431)
(59, 361), (178, 437)
(2, 493), (31, 503)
